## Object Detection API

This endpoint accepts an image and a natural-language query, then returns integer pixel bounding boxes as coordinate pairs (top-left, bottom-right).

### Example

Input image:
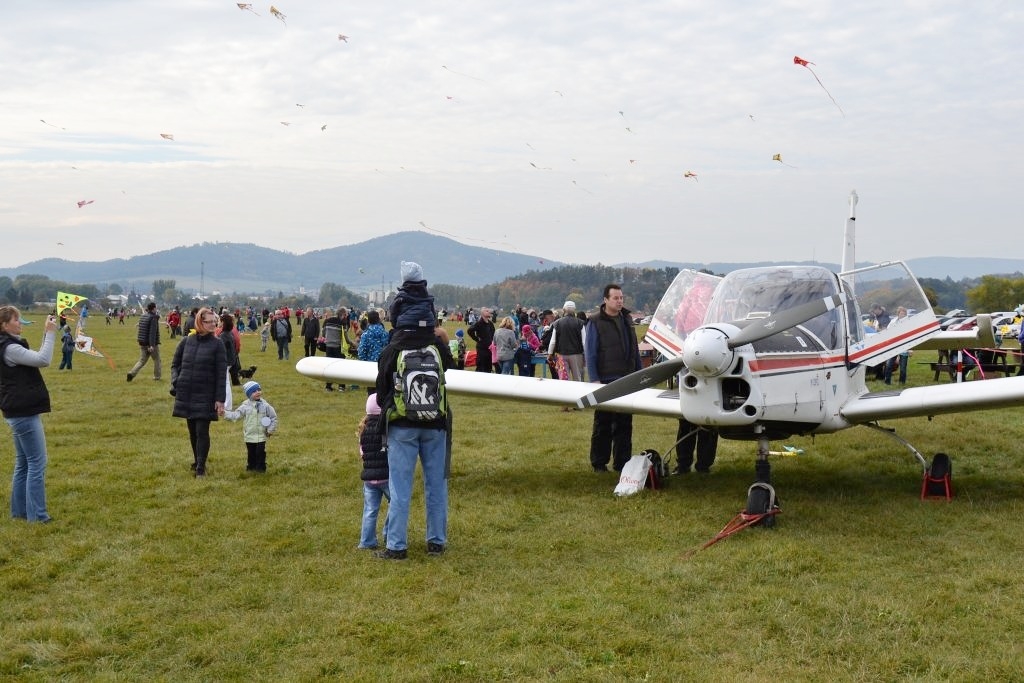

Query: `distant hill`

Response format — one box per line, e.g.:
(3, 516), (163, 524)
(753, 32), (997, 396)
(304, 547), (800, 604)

(624, 257), (1024, 281)
(0, 232), (562, 294)
(2, 232), (1022, 293)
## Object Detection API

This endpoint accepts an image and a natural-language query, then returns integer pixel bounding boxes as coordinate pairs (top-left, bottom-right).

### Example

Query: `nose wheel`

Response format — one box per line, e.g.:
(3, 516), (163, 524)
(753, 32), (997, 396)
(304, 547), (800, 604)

(745, 432), (780, 527)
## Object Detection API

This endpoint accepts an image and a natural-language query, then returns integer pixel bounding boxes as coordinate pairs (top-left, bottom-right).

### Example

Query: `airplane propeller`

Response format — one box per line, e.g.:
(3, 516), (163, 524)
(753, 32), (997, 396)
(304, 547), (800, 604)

(577, 357), (686, 408)
(577, 292), (847, 409)
(724, 292), (847, 349)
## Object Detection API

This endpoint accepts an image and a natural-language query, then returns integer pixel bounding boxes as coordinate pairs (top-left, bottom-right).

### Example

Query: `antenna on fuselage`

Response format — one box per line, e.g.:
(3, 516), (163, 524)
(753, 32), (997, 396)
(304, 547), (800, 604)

(841, 190), (858, 276)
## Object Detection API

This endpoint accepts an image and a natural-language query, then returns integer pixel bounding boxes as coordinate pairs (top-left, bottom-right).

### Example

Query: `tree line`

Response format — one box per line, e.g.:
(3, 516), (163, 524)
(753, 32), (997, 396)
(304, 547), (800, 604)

(4, 268), (1023, 317)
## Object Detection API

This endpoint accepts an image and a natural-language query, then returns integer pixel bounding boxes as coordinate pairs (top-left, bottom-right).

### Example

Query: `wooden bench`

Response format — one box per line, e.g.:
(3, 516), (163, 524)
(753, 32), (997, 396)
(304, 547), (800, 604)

(926, 362), (1020, 381)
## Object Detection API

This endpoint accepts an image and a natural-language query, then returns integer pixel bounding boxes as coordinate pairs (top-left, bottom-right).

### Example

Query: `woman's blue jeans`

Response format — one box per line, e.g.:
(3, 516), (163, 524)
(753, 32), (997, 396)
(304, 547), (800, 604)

(6, 415), (51, 522)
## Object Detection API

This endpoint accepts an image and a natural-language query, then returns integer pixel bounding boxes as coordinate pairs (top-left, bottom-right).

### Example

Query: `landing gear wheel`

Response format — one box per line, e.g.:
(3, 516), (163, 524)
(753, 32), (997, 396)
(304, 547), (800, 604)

(921, 452), (953, 500)
(745, 484), (777, 528)
(930, 452), (951, 480)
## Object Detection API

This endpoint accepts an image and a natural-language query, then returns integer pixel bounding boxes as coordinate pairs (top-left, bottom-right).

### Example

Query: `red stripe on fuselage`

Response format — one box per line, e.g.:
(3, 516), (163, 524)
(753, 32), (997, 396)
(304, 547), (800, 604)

(847, 320), (938, 364)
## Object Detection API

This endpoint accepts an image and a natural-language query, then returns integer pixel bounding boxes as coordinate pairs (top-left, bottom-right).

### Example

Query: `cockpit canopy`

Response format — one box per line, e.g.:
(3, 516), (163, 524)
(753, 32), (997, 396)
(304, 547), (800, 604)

(645, 262), (934, 360)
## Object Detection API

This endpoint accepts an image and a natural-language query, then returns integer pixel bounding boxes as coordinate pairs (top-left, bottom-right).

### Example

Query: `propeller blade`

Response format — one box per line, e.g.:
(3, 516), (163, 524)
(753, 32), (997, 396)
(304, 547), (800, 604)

(726, 293), (847, 349)
(577, 357), (685, 409)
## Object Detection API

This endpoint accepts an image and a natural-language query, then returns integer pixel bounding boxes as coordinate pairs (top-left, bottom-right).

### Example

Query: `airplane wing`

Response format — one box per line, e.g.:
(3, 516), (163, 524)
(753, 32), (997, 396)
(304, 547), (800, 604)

(295, 357), (684, 418)
(840, 375), (1024, 423)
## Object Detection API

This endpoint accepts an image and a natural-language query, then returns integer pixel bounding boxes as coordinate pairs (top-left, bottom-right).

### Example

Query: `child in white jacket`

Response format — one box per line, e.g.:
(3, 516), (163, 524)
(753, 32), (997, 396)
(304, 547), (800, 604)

(224, 381), (278, 472)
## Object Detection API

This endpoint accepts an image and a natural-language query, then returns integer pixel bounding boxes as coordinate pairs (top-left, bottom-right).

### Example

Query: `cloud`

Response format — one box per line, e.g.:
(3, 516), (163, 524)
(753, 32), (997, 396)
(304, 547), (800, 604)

(1, 1), (1022, 269)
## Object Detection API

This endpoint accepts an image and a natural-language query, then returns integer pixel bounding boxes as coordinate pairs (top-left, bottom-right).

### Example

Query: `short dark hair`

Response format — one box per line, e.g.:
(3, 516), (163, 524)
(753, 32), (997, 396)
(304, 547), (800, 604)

(603, 283), (622, 299)
(366, 310), (380, 325)
(146, 302), (157, 311)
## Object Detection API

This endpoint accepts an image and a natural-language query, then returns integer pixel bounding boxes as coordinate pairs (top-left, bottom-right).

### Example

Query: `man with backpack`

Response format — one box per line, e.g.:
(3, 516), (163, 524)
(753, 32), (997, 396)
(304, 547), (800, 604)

(374, 262), (456, 560)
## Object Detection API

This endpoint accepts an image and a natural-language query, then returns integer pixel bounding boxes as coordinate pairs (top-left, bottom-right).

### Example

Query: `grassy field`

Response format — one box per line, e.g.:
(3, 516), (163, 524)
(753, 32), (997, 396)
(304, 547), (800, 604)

(2, 314), (1024, 681)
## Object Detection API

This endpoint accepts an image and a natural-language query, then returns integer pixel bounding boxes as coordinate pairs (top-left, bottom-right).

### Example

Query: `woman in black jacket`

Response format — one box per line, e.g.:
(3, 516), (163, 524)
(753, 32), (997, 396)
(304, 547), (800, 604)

(171, 307), (227, 477)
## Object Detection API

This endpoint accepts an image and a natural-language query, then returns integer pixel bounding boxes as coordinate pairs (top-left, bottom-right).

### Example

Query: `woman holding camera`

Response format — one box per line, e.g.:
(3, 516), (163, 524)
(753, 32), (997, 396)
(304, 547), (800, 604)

(0, 306), (57, 523)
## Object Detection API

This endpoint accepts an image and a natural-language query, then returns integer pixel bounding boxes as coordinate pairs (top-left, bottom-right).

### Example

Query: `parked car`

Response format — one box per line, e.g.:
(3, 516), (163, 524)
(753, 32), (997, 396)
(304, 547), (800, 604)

(939, 315), (969, 331)
(990, 313), (1020, 338)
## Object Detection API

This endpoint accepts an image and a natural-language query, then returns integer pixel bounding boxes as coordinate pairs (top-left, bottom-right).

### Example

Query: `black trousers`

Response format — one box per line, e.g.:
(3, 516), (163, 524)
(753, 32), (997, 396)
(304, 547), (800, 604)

(675, 419), (718, 472)
(475, 346), (493, 373)
(187, 419), (212, 474)
(245, 441), (267, 472)
(590, 411), (633, 471)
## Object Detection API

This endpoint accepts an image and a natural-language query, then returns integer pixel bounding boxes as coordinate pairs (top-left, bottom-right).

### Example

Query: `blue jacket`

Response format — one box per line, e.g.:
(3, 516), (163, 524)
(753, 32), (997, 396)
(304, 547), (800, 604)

(389, 280), (436, 331)
(358, 323), (389, 362)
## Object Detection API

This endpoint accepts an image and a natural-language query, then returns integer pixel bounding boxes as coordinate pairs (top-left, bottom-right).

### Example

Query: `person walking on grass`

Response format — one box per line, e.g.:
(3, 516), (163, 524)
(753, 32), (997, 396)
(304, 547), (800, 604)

(170, 307), (226, 477)
(127, 301), (161, 382)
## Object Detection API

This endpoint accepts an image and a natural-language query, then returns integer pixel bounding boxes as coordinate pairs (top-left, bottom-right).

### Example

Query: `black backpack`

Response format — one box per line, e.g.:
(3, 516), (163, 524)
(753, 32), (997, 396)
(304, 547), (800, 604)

(642, 449), (668, 489)
(390, 346), (447, 422)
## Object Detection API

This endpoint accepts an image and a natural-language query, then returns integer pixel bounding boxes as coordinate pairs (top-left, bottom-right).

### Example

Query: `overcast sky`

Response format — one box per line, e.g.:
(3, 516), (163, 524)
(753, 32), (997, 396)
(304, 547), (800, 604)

(1, 1), (1020, 270)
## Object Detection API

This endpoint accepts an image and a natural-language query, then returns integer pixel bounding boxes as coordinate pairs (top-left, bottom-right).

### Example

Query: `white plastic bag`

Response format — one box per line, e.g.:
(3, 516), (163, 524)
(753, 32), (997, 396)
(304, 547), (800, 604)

(614, 454), (652, 496)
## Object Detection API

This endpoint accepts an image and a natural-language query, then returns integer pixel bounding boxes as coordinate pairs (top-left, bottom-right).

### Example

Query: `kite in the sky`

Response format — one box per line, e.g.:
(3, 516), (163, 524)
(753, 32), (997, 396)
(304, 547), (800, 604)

(772, 153), (796, 168)
(77, 200), (94, 208)
(280, 121), (291, 126)
(40, 119), (65, 130)
(338, 34), (348, 42)
(417, 221), (515, 250)
(441, 65), (484, 82)
(321, 124), (327, 131)
(160, 133), (174, 140)
(571, 180), (594, 195)
(270, 5), (286, 25)
(683, 171), (698, 182)
(57, 291), (88, 315)
(793, 56), (844, 117)
(236, 3), (259, 15)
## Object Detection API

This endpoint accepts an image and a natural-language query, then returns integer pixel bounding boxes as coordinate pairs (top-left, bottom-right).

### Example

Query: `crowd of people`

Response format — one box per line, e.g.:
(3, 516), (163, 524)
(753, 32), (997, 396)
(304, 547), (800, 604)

(3, 274), (707, 549)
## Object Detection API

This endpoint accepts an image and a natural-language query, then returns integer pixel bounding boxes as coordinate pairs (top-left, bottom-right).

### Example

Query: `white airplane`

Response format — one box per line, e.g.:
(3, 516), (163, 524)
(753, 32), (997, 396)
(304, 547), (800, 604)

(296, 191), (1021, 523)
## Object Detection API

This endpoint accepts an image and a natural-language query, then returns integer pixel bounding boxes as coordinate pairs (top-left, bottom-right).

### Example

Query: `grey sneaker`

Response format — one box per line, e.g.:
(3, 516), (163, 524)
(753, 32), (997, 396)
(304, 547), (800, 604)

(427, 542), (445, 556)
(374, 548), (407, 560)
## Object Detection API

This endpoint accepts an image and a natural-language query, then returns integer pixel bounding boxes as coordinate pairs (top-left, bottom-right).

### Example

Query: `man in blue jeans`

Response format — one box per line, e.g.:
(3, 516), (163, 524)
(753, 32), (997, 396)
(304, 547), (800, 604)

(373, 262), (456, 559)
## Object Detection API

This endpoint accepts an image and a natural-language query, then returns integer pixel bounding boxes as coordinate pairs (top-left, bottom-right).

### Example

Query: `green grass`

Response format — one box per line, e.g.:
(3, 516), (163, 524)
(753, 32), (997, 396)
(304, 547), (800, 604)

(2, 316), (1024, 681)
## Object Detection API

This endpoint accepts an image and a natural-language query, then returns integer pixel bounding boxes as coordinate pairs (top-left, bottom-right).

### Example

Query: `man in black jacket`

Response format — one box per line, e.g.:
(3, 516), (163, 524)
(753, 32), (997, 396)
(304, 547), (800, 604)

(127, 302), (161, 381)
(467, 307), (495, 373)
(584, 284), (641, 472)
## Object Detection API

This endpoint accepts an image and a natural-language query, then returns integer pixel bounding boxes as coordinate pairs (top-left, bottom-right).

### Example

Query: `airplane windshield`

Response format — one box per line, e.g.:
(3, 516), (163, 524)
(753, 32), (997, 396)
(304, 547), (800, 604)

(705, 266), (845, 350)
(842, 262), (933, 335)
(645, 269), (722, 358)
